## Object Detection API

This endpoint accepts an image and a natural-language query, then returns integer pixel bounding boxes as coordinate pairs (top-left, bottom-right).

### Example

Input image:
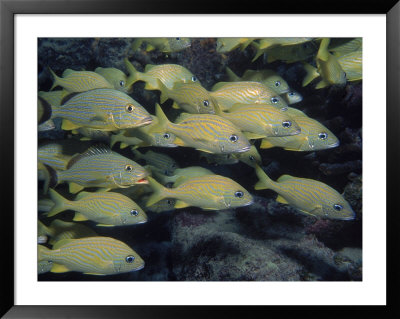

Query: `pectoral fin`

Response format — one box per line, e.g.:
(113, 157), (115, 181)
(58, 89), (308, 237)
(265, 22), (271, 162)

(73, 212), (89, 221)
(69, 182), (84, 194)
(276, 195), (289, 204)
(174, 200), (190, 209)
(51, 263), (70, 273)
(62, 119), (80, 131)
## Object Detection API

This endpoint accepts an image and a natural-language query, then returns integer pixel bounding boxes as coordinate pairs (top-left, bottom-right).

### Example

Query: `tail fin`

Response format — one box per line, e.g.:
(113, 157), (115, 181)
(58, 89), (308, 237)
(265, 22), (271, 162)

(131, 39), (143, 51)
(146, 176), (168, 207)
(251, 41), (265, 62)
(110, 133), (120, 148)
(124, 58), (141, 88)
(47, 188), (70, 217)
(254, 164), (273, 190)
(157, 79), (170, 104)
(48, 67), (61, 91)
(317, 38), (331, 62)
(302, 63), (319, 87)
(225, 67), (240, 82)
(148, 103), (171, 134)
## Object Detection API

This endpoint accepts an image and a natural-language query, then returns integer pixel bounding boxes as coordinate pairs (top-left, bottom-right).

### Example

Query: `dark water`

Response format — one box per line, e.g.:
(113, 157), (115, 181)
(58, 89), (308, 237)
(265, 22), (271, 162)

(38, 38), (362, 281)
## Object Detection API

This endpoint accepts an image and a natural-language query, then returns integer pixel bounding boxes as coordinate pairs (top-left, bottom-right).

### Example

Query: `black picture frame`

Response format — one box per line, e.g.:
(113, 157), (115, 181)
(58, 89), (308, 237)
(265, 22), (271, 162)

(1, 0), (399, 318)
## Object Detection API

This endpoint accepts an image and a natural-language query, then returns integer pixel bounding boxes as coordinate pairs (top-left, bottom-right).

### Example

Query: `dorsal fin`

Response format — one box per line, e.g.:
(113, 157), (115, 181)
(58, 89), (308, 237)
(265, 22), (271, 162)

(211, 82), (229, 91)
(62, 69), (75, 77)
(75, 191), (92, 200)
(66, 144), (112, 169)
(277, 174), (295, 182)
(52, 238), (75, 250)
(144, 64), (156, 72)
(174, 112), (193, 123)
(60, 92), (81, 105)
(286, 107), (307, 118)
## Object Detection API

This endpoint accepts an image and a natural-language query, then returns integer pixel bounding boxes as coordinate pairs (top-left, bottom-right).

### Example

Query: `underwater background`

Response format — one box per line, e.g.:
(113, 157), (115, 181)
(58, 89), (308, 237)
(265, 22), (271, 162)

(37, 38), (362, 281)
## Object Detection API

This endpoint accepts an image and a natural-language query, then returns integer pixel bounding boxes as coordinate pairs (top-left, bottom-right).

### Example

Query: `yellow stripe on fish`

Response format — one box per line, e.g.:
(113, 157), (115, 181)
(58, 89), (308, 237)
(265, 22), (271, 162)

(50, 88), (152, 131)
(38, 236), (145, 275)
(215, 103), (301, 138)
(49, 68), (113, 92)
(254, 165), (355, 220)
(337, 51), (362, 82)
(158, 80), (217, 114)
(260, 107), (339, 151)
(152, 104), (251, 154)
(54, 145), (149, 193)
(210, 81), (288, 111)
(131, 149), (178, 176)
(146, 175), (253, 210)
(124, 58), (200, 91)
(329, 38), (362, 57)
(47, 189), (147, 226)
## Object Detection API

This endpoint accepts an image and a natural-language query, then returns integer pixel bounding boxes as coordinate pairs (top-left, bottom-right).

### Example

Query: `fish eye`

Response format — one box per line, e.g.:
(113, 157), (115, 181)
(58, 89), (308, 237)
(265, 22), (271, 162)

(318, 132), (328, 140)
(333, 204), (343, 211)
(176, 37), (180, 41)
(229, 134), (238, 142)
(163, 133), (170, 139)
(125, 255), (135, 263)
(167, 199), (173, 205)
(191, 76), (197, 82)
(288, 92), (295, 96)
(235, 191), (244, 198)
(203, 100), (210, 107)
(120, 80), (125, 87)
(275, 81), (281, 87)
(271, 97), (279, 104)
(125, 164), (133, 172)
(282, 120), (292, 128)
(249, 155), (255, 161)
(126, 104), (135, 113)
(130, 209), (139, 216)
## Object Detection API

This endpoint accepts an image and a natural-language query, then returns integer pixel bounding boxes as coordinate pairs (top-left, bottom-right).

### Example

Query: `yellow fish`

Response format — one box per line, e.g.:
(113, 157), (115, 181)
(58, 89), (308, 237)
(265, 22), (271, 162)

(329, 38), (362, 57)
(38, 236), (145, 275)
(146, 175), (253, 210)
(124, 58), (200, 91)
(150, 165), (214, 186)
(49, 68), (113, 92)
(225, 67), (290, 95)
(132, 37), (191, 53)
(38, 142), (75, 171)
(95, 67), (130, 93)
(38, 162), (51, 194)
(216, 38), (255, 53)
(140, 196), (176, 213)
(252, 38), (316, 62)
(260, 107), (339, 151)
(152, 104), (251, 154)
(47, 189), (147, 226)
(210, 81), (288, 111)
(158, 80), (218, 114)
(215, 103), (301, 138)
(282, 90), (303, 105)
(303, 38), (346, 89)
(234, 145), (262, 168)
(110, 130), (144, 149)
(254, 165), (355, 220)
(52, 145), (149, 194)
(50, 88), (153, 131)
(337, 51), (362, 82)
(131, 149), (178, 176)
(71, 127), (111, 143)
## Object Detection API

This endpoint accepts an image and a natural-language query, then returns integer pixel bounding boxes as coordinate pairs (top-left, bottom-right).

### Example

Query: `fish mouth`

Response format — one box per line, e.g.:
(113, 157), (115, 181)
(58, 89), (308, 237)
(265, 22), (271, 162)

(134, 263), (145, 271)
(327, 141), (340, 148)
(136, 178), (148, 184)
(136, 219), (148, 224)
(138, 117), (153, 126)
(236, 145), (252, 153)
(243, 199), (254, 207)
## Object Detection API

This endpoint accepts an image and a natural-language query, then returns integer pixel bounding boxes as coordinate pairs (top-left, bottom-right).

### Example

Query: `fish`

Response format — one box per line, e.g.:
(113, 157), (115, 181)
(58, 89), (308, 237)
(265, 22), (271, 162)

(71, 127), (111, 143)
(132, 37), (191, 53)
(38, 236), (145, 275)
(254, 165), (355, 220)
(38, 90), (66, 106)
(38, 162), (51, 194)
(38, 198), (55, 213)
(47, 189), (147, 226)
(282, 90), (303, 105)
(252, 38), (316, 62)
(94, 67), (130, 93)
(38, 142), (74, 171)
(215, 103), (301, 138)
(234, 145), (262, 168)
(150, 165), (214, 186)
(302, 38), (346, 89)
(141, 197), (176, 213)
(38, 119), (55, 132)
(225, 67), (290, 95)
(46, 219), (98, 245)
(49, 68), (113, 92)
(151, 104), (251, 154)
(216, 38), (255, 53)
(52, 145), (149, 194)
(124, 58), (200, 91)
(158, 80), (217, 114)
(146, 175), (253, 210)
(110, 130), (144, 149)
(329, 38), (362, 57)
(38, 220), (52, 239)
(131, 149), (178, 176)
(210, 81), (288, 111)
(50, 88), (153, 131)
(260, 107), (339, 151)
(337, 51), (362, 82)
